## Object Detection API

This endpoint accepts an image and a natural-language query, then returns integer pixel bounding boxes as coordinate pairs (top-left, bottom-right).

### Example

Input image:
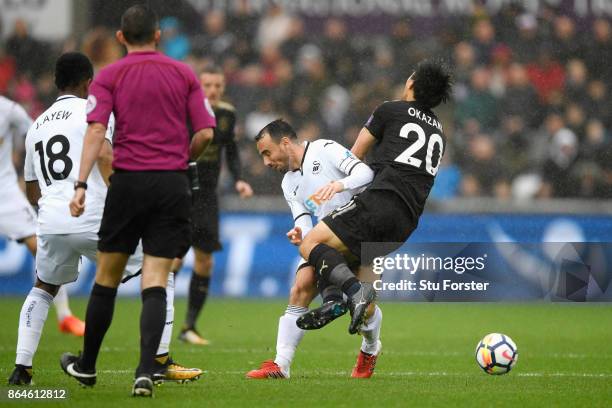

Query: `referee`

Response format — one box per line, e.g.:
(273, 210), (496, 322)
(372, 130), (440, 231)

(61, 5), (215, 397)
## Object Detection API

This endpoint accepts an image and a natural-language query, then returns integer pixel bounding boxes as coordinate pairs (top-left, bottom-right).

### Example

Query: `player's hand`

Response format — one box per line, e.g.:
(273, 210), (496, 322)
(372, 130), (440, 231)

(286, 226), (303, 245)
(314, 181), (344, 202)
(235, 180), (253, 199)
(69, 189), (86, 217)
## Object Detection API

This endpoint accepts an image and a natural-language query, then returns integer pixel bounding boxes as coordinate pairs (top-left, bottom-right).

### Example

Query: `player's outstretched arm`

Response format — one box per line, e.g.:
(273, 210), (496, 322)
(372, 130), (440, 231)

(351, 127), (377, 160)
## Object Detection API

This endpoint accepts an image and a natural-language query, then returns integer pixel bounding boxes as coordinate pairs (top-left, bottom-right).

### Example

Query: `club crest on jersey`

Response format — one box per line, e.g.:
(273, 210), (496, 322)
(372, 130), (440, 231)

(312, 160), (321, 174)
(86, 95), (97, 114)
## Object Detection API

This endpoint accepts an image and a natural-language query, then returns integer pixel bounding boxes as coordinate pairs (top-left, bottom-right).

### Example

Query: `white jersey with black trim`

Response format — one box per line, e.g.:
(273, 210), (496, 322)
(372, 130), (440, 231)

(0, 96), (33, 187)
(24, 96), (114, 235)
(281, 139), (373, 238)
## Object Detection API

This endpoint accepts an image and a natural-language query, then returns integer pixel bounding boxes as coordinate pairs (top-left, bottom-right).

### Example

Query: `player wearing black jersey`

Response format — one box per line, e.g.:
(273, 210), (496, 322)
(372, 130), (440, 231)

(178, 65), (253, 345)
(298, 60), (452, 335)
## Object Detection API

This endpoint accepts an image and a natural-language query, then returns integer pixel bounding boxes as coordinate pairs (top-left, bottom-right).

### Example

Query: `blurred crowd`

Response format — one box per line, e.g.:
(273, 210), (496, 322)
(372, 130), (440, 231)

(1, 4), (611, 199)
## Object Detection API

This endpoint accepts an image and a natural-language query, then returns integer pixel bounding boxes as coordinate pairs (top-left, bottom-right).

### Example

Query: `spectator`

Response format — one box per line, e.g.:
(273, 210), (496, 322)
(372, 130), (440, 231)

(160, 17), (191, 60)
(526, 47), (565, 104)
(455, 66), (499, 131)
(502, 63), (541, 128)
(539, 113), (579, 197)
(584, 19), (612, 86)
(470, 19), (497, 65)
(256, 5), (292, 50)
(551, 15), (583, 63)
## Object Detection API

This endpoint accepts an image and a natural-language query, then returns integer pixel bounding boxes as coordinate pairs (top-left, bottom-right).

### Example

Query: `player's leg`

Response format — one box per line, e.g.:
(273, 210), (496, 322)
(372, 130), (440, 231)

(351, 265), (383, 378)
(247, 264), (319, 379)
(299, 218), (376, 334)
(12, 233), (80, 385)
(180, 248), (213, 344)
(181, 189), (220, 344)
(9, 278), (59, 385)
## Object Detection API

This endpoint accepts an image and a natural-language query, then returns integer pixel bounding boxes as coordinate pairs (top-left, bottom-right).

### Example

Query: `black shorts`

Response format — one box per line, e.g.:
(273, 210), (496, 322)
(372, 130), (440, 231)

(322, 189), (418, 263)
(191, 186), (221, 253)
(98, 171), (192, 259)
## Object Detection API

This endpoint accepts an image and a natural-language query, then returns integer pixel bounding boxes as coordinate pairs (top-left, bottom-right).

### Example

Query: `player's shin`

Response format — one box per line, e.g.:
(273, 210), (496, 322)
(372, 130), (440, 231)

(15, 288), (53, 367)
(274, 305), (307, 377)
(360, 305), (382, 355)
(156, 273), (174, 357)
(137, 287), (166, 378)
(80, 283), (118, 371)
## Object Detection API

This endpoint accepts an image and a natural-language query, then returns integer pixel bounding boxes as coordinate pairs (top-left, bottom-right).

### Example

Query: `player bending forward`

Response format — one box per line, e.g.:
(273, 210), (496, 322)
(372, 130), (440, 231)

(298, 60), (452, 334)
(8, 52), (200, 386)
(0, 95), (85, 338)
(246, 119), (382, 379)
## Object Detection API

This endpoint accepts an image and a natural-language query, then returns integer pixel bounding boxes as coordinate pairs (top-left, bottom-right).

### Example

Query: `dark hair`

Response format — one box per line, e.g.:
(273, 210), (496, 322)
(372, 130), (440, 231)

(255, 119), (297, 142)
(412, 59), (453, 110)
(200, 64), (224, 76)
(54, 52), (93, 91)
(120, 5), (159, 45)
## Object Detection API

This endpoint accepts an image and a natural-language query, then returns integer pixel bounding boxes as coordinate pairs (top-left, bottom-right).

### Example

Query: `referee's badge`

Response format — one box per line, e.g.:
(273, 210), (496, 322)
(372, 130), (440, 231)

(86, 95), (97, 114)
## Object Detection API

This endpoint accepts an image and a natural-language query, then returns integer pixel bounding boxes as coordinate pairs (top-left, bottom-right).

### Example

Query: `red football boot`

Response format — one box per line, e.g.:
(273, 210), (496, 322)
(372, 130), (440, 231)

(351, 341), (381, 378)
(58, 315), (85, 337)
(246, 360), (287, 379)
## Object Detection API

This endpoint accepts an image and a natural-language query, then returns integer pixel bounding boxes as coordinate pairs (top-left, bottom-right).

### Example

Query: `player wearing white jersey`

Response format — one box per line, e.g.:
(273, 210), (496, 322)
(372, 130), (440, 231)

(9, 53), (200, 386)
(246, 119), (382, 379)
(0, 95), (85, 339)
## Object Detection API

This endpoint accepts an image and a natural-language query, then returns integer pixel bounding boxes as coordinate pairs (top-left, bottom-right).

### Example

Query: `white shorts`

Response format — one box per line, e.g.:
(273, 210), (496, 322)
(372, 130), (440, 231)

(0, 184), (36, 241)
(36, 231), (143, 286)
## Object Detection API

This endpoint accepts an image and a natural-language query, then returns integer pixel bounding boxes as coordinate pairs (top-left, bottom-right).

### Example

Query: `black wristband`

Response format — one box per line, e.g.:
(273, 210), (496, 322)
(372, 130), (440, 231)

(74, 181), (88, 190)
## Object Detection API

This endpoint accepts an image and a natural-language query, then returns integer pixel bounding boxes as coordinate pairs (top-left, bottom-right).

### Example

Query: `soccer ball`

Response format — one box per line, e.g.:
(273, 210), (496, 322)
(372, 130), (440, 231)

(475, 333), (518, 375)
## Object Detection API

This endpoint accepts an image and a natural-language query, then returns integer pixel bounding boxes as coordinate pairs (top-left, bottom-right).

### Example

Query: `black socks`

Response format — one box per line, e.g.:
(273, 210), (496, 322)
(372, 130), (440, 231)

(185, 274), (210, 329)
(81, 283), (117, 372)
(137, 286), (167, 377)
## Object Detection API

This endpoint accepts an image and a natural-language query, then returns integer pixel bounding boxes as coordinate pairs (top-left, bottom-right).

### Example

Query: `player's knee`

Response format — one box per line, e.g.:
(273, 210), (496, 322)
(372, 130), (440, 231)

(289, 281), (316, 307)
(194, 251), (213, 277)
(34, 279), (59, 297)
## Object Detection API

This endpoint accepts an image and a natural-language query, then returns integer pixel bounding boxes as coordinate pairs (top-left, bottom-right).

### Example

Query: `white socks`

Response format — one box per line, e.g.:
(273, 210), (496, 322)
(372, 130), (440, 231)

(274, 305), (307, 377)
(156, 272), (175, 356)
(16, 287), (54, 367)
(361, 305), (382, 355)
(53, 285), (72, 322)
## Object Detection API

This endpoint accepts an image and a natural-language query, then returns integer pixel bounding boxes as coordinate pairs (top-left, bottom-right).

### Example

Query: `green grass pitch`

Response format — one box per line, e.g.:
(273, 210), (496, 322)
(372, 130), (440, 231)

(1, 298), (611, 407)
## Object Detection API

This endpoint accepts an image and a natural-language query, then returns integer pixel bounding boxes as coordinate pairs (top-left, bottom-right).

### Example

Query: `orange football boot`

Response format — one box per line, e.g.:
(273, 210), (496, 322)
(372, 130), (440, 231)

(58, 315), (85, 337)
(246, 360), (287, 379)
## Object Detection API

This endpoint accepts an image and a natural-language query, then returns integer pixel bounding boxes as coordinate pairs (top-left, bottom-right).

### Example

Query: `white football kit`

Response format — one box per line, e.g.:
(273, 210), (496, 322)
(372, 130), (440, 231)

(24, 95), (141, 285)
(0, 96), (37, 241)
(281, 139), (374, 242)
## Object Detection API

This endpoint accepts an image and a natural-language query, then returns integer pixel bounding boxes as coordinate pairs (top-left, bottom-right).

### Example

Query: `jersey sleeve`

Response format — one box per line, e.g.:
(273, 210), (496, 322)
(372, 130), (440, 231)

(322, 141), (374, 190)
(187, 72), (216, 133)
(223, 111), (243, 182)
(364, 102), (391, 140)
(23, 132), (37, 182)
(282, 178), (314, 237)
(10, 101), (33, 136)
(86, 70), (114, 127)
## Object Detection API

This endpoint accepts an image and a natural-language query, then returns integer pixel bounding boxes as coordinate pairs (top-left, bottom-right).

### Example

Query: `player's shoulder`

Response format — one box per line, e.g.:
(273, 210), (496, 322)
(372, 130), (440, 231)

(281, 171), (301, 195)
(215, 101), (235, 113)
(310, 138), (341, 151)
